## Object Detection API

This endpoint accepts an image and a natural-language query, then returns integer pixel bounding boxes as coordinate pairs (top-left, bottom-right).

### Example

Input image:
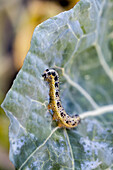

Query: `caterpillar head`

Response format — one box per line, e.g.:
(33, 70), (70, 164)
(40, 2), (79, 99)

(42, 68), (58, 82)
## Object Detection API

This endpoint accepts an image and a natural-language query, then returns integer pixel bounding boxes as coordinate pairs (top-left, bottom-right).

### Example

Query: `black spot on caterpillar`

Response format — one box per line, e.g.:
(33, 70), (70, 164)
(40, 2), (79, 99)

(42, 68), (81, 128)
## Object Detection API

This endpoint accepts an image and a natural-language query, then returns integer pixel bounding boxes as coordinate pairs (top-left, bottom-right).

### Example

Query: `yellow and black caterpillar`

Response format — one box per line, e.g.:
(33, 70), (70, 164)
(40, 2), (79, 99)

(42, 68), (81, 128)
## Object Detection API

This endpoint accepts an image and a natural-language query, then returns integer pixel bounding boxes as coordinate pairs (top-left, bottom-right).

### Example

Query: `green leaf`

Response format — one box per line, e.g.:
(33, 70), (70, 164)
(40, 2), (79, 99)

(2, 0), (113, 169)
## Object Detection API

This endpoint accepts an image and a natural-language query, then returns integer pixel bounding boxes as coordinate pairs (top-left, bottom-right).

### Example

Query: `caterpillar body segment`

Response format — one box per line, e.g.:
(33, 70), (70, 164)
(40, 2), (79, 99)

(42, 68), (81, 128)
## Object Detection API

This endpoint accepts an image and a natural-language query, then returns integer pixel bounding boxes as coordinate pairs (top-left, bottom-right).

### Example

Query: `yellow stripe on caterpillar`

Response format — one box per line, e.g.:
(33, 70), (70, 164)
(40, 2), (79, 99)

(42, 68), (81, 128)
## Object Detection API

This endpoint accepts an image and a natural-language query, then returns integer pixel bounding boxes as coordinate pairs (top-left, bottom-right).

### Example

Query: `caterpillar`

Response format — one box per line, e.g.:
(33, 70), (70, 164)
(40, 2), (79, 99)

(42, 68), (81, 128)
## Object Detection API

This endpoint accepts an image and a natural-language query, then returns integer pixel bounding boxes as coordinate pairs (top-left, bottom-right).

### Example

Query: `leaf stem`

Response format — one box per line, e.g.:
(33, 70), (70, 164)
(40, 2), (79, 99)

(80, 104), (113, 119)
(64, 129), (75, 170)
